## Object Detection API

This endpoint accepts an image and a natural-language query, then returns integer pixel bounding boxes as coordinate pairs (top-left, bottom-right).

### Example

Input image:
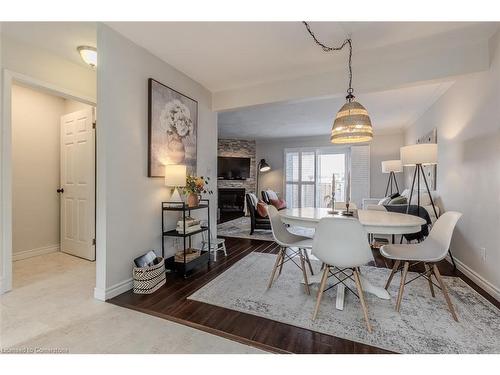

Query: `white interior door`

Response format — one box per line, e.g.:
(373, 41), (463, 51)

(60, 108), (95, 261)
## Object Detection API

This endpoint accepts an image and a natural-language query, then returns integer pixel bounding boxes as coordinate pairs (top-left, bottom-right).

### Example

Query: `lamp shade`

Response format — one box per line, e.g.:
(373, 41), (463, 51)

(400, 144), (438, 166)
(381, 160), (402, 173)
(331, 101), (373, 144)
(258, 159), (271, 172)
(164, 164), (186, 187)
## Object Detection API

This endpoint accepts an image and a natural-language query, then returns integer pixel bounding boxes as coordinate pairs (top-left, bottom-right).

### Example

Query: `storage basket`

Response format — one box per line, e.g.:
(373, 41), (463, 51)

(133, 257), (166, 294)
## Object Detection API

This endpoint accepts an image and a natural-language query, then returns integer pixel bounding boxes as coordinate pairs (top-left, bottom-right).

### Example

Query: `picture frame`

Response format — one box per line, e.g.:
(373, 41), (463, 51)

(148, 78), (198, 177)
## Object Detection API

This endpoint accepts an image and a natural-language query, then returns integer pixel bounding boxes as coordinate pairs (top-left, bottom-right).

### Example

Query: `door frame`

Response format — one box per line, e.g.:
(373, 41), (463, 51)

(1, 70), (95, 294)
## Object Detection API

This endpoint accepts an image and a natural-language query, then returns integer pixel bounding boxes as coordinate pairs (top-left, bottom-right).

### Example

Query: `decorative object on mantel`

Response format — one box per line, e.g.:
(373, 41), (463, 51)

(183, 175), (213, 208)
(381, 160), (402, 196)
(165, 164), (186, 203)
(256, 158), (271, 193)
(303, 22), (373, 144)
(148, 78), (198, 177)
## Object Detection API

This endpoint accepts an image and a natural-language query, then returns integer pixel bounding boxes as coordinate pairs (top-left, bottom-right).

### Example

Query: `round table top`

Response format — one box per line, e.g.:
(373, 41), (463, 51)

(280, 207), (426, 234)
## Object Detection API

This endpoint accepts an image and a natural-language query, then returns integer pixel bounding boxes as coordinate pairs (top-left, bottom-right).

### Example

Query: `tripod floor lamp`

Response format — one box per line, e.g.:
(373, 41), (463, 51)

(382, 160), (402, 196)
(401, 143), (456, 269)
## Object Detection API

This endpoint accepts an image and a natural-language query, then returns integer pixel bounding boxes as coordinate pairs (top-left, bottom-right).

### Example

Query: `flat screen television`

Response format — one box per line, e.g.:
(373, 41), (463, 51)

(217, 156), (251, 180)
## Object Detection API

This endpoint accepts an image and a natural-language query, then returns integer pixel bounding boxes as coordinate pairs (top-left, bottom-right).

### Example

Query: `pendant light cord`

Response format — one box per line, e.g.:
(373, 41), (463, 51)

(302, 22), (354, 100)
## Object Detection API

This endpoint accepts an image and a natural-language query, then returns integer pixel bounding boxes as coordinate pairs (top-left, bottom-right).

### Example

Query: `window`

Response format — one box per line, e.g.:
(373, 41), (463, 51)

(284, 147), (347, 208)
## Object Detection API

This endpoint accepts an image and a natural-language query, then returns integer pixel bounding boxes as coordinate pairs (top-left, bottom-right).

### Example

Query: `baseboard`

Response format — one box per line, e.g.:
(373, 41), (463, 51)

(446, 255), (500, 301)
(94, 278), (133, 301)
(12, 244), (59, 261)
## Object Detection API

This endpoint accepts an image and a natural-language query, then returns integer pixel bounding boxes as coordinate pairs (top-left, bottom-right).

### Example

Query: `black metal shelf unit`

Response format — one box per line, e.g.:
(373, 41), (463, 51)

(162, 199), (211, 277)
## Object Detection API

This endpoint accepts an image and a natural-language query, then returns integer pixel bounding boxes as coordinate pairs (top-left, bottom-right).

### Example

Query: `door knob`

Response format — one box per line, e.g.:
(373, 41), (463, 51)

(57, 188), (64, 193)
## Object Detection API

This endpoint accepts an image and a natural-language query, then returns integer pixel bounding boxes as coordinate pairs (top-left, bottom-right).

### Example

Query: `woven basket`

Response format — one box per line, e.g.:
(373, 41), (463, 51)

(133, 257), (166, 294)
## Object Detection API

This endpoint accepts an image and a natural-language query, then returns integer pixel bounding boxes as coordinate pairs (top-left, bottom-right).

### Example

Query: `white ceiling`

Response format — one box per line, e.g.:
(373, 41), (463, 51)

(1, 22), (96, 69)
(217, 81), (454, 139)
(108, 22), (497, 92)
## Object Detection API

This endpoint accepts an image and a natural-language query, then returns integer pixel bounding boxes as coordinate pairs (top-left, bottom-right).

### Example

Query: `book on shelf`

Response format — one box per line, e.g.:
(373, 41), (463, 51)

(176, 224), (202, 234)
(176, 216), (200, 228)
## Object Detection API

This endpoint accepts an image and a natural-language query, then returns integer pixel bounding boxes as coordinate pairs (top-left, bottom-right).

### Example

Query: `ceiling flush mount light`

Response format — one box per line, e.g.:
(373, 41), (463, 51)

(77, 46), (97, 68)
(303, 22), (373, 144)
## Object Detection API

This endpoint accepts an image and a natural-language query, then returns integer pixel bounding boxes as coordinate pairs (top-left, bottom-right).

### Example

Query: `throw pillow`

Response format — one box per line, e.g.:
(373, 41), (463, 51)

(270, 198), (287, 210)
(256, 201), (268, 217)
(265, 189), (279, 200)
(388, 196), (408, 205)
(378, 197), (391, 205)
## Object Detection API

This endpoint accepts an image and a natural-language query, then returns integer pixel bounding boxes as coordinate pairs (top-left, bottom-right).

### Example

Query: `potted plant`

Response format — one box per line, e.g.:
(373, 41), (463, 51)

(183, 175), (213, 207)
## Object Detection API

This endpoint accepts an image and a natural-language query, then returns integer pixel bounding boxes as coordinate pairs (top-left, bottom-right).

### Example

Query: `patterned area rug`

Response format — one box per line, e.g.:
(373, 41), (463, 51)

(217, 216), (314, 241)
(188, 252), (500, 354)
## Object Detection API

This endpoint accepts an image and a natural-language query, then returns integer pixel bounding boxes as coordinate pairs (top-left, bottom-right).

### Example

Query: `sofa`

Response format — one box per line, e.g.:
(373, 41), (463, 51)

(246, 193), (271, 235)
(363, 188), (439, 223)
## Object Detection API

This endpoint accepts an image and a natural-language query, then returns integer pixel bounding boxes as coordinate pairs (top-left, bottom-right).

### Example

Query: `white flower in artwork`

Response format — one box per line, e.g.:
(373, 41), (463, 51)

(159, 99), (193, 139)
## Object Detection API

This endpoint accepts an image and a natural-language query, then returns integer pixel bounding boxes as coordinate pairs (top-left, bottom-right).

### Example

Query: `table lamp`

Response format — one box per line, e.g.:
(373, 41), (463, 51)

(381, 159), (402, 196)
(165, 164), (186, 203)
(400, 143), (438, 218)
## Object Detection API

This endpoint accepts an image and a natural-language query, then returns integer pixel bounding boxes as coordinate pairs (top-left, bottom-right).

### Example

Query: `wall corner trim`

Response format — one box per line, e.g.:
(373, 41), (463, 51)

(94, 278), (133, 301)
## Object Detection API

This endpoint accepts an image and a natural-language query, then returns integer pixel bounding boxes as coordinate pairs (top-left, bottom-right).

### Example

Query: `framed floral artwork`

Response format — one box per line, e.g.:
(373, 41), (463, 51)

(148, 78), (198, 177)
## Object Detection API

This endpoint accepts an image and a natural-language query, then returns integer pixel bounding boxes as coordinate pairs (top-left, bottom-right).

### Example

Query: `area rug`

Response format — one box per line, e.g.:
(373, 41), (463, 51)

(188, 252), (500, 354)
(217, 216), (314, 241)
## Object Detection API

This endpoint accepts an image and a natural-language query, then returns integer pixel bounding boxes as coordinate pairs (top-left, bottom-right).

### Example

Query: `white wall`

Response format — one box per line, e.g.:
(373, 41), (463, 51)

(1, 35), (96, 100)
(11, 84), (64, 257)
(96, 24), (217, 299)
(256, 133), (404, 199)
(404, 29), (500, 300)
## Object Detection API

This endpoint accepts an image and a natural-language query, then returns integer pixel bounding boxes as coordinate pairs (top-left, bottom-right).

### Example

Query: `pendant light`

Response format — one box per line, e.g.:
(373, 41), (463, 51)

(303, 22), (373, 144)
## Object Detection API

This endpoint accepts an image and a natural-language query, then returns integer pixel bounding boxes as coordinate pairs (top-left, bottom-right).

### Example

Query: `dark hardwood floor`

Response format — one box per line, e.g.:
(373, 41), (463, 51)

(109, 236), (499, 354)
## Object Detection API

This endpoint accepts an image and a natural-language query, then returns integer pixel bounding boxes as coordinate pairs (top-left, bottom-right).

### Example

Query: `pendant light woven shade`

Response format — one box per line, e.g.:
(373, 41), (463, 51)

(331, 100), (373, 144)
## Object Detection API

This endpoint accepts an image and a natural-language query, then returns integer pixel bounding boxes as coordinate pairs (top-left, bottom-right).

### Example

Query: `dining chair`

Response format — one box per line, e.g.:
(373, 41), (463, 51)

(266, 205), (314, 295)
(380, 211), (462, 321)
(312, 216), (374, 332)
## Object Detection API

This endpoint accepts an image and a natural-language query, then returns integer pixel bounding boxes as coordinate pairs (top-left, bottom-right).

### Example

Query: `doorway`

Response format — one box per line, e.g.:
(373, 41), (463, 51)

(10, 82), (96, 288)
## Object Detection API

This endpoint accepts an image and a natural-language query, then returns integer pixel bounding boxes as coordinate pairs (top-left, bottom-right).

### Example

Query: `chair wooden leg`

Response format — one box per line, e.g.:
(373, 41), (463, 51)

(353, 267), (372, 333)
(432, 264), (459, 322)
(303, 249), (314, 275)
(395, 261), (409, 312)
(267, 248), (283, 290)
(385, 260), (400, 290)
(299, 250), (311, 295)
(312, 266), (329, 320)
(424, 263), (435, 297)
(278, 247), (285, 276)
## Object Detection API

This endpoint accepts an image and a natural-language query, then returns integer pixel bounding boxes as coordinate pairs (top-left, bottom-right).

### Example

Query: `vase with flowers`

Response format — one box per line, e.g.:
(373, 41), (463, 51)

(183, 175), (213, 207)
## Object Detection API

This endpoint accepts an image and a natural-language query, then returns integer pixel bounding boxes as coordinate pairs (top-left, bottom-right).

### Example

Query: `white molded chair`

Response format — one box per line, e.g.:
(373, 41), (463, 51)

(312, 217), (374, 332)
(267, 205), (314, 295)
(380, 211), (462, 321)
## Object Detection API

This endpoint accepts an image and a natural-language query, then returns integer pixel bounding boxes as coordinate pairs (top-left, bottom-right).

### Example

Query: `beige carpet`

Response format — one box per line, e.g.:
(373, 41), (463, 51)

(1, 252), (265, 354)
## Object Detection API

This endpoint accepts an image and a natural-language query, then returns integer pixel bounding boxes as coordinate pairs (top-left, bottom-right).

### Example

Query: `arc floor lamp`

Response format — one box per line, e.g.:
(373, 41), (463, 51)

(256, 159), (271, 194)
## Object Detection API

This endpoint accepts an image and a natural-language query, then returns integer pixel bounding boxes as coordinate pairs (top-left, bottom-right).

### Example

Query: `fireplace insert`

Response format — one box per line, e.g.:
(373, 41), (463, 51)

(218, 188), (246, 223)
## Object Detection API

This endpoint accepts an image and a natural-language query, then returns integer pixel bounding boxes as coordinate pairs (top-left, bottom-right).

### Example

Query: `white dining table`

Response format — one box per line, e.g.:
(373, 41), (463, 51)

(279, 207), (426, 310)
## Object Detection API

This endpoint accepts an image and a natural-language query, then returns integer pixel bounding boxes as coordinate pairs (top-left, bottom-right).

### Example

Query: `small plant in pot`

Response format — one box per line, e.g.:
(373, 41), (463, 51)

(183, 175), (213, 207)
